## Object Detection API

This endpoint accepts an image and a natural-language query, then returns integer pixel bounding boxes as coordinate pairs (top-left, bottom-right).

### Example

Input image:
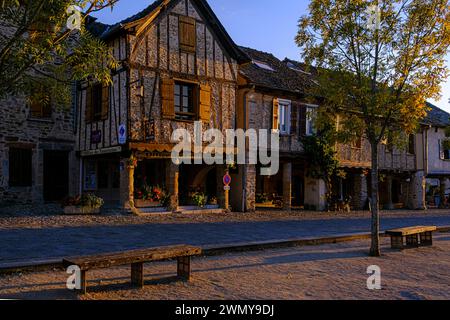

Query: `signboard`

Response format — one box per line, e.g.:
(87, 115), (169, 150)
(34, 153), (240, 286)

(224, 186), (231, 191)
(91, 130), (102, 144)
(118, 124), (127, 145)
(223, 174), (232, 186)
(80, 146), (122, 157)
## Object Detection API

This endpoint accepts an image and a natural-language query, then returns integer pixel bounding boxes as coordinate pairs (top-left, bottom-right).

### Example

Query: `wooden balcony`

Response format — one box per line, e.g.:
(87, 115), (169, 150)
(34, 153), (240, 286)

(337, 143), (416, 171)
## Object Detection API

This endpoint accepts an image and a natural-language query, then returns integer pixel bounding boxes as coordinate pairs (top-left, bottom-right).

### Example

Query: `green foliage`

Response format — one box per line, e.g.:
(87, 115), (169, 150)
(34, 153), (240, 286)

(0, 0), (118, 104)
(191, 192), (207, 208)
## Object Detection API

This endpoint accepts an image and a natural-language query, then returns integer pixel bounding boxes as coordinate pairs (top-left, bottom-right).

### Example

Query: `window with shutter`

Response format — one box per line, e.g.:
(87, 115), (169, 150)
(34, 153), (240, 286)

(85, 84), (108, 123)
(174, 81), (198, 121)
(28, 84), (52, 119)
(278, 99), (291, 135)
(179, 16), (196, 53)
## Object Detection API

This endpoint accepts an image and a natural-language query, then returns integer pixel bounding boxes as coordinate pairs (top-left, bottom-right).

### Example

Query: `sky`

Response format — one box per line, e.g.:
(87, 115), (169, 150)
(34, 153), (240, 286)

(92, 0), (450, 113)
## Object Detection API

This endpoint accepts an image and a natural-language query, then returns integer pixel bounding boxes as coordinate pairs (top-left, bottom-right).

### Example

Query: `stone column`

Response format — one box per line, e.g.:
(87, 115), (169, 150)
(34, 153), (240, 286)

(283, 162), (293, 210)
(166, 161), (179, 212)
(351, 173), (368, 210)
(408, 171), (426, 210)
(119, 157), (136, 210)
(385, 175), (394, 210)
(245, 164), (256, 212)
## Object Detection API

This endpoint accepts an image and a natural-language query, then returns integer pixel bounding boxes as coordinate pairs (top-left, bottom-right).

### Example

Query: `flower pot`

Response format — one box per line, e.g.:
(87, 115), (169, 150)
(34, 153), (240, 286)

(63, 206), (101, 215)
(134, 199), (162, 208)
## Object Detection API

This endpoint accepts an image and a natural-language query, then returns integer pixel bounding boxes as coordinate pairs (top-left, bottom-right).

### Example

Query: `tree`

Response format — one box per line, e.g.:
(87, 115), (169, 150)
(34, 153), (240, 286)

(296, 0), (450, 256)
(302, 114), (344, 211)
(0, 0), (118, 104)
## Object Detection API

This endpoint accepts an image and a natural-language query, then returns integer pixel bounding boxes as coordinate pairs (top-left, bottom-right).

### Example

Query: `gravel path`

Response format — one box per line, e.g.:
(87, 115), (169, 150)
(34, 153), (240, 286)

(0, 210), (450, 264)
(1, 234), (450, 300)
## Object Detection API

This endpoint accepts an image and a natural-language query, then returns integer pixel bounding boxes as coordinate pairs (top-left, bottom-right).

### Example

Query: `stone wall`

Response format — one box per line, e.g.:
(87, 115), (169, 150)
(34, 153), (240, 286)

(0, 94), (77, 204)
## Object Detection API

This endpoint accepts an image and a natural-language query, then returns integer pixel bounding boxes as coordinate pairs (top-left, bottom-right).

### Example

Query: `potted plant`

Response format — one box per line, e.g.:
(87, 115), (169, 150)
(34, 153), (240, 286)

(62, 193), (104, 215)
(208, 196), (218, 206)
(135, 185), (166, 208)
(191, 192), (207, 208)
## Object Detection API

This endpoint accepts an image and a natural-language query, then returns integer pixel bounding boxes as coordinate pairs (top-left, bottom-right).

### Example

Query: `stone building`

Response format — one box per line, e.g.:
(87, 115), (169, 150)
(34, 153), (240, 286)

(0, 89), (78, 205)
(236, 48), (325, 211)
(77, 0), (247, 212)
(421, 103), (450, 207)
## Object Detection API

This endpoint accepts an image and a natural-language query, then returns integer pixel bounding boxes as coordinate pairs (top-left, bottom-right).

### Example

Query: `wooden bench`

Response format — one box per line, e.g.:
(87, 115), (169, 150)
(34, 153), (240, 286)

(62, 245), (202, 294)
(385, 226), (437, 250)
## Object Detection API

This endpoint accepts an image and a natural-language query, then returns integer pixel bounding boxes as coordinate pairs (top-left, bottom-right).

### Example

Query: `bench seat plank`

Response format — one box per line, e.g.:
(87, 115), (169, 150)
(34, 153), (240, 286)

(385, 226), (436, 237)
(63, 245), (201, 271)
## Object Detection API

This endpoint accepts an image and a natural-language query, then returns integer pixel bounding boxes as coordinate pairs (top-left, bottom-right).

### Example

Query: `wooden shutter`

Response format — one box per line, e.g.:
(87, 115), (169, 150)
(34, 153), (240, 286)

(291, 103), (298, 135)
(439, 140), (445, 160)
(101, 85), (109, 120)
(199, 84), (211, 122)
(85, 86), (93, 123)
(179, 16), (196, 53)
(272, 98), (279, 131)
(161, 78), (175, 119)
(299, 104), (307, 136)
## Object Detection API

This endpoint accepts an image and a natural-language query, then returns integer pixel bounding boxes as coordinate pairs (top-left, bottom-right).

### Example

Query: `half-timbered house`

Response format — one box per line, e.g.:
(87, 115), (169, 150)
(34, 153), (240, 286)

(77, 0), (247, 212)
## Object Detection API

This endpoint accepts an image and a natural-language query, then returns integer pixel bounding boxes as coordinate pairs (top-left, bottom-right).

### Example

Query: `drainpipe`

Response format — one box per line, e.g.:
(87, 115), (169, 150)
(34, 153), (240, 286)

(241, 86), (255, 212)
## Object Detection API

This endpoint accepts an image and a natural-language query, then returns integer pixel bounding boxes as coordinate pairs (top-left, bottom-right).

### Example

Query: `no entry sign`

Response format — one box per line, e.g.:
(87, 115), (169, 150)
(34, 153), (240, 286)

(223, 173), (232, 186)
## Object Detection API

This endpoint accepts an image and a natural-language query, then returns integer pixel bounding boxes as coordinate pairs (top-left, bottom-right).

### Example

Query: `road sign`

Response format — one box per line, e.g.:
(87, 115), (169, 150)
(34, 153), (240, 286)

(223, 174), (232, 186)
(224, 186), (231, 191)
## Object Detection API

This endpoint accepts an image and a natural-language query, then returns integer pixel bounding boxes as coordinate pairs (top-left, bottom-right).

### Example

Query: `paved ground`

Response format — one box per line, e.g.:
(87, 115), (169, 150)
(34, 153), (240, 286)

(1, 210), (450, 264)
(1, 234), (450, 300)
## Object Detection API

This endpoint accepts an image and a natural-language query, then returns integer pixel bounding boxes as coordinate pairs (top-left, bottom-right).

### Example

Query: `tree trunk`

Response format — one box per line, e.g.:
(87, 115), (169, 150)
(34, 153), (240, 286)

(369, 142), (381, 257)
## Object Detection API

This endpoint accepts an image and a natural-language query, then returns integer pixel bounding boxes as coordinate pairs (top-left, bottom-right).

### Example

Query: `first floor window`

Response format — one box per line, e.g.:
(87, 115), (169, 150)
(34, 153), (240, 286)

(278, 100), (291, 135)
(306, 106), (318, 136)
(9, 148), (32, 187)
(174, 82), (197, 121)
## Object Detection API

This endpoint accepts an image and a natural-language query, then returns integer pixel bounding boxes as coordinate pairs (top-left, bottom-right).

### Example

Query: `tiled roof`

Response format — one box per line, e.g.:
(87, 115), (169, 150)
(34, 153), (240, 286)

(85, 0), (248, 63)
(238, 47), (315, 95)
(423, 102), (450, 127)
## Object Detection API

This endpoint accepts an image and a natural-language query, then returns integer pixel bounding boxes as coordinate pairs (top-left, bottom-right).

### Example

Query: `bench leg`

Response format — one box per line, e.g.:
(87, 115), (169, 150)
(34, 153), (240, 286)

(177, 256), (191, 281)
(406, 234), (419, 248)
(77, 270), (87, 295)
(131, 262), (144, 288)
(420, 232), (433, 246)
(391, 236), (404, 249)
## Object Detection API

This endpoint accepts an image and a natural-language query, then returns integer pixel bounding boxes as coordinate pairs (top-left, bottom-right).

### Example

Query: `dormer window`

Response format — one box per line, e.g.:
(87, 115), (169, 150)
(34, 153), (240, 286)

(252, 60), (275, 72)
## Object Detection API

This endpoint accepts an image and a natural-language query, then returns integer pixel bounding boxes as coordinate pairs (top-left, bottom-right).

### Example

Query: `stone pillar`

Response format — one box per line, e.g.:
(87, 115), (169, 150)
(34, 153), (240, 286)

(385, 175), (394, 210)
(282, 162), (293, 210)
(351, 173), (368, 210)
(408, 171), (426, 210)
(216, 165), (226, 208)
(120, 157), (135, 210)
(166, 161), (179, 212)
(439, 177), (447, 208)
(304, 177), (327, 211)
(245, 164), (256, 212)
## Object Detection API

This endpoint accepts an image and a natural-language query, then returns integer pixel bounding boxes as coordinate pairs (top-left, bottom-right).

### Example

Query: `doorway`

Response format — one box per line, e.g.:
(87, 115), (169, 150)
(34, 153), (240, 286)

(43, 150), (69, 202)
